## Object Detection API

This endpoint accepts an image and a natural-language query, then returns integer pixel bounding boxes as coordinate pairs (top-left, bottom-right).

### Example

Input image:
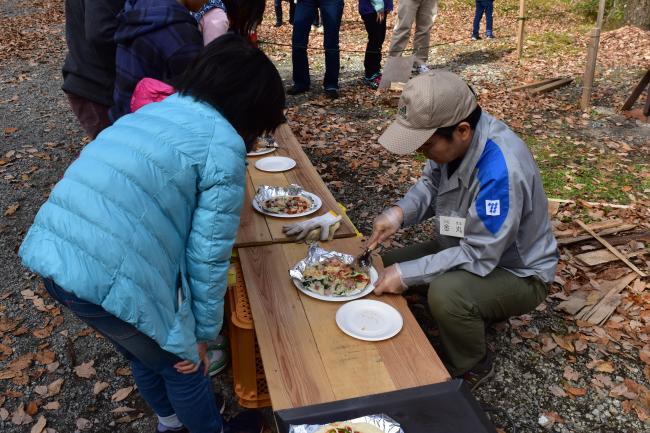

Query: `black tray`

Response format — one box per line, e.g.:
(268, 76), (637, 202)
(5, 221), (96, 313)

(274, 379), (497, 433)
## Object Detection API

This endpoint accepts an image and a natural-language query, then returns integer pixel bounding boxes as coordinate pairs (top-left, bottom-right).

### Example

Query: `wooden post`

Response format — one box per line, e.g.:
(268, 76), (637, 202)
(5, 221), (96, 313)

(580, 0), (607, 109)
(516, 0), (526, 62)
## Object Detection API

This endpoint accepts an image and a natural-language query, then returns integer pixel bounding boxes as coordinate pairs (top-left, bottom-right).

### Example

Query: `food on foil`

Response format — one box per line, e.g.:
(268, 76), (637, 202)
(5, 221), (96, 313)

(302, 257), (370, 296)
(262, 195), (312, 215)
(314, 422), (385, 433)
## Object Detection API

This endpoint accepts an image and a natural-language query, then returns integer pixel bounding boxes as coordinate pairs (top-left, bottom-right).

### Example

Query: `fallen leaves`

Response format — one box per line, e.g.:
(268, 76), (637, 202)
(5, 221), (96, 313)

(30, 415), (46, 433)
(93, 381), (110, 395)
(73, 360), (96, 379)
(566, 386), (588, 397)
(111, 386), (134, 403)
(4, 202), (19, 216)
(76, 417), (92, 430)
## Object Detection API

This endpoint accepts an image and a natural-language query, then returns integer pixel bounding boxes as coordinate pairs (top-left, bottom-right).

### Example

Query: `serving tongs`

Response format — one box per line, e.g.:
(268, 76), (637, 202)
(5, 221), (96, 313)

(355, 244), (383, 270)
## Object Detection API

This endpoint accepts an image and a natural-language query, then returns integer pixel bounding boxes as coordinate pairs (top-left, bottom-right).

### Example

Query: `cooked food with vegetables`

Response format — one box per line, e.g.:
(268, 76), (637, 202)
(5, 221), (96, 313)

(262, 195), (312, 214)
(302, 258), (370, 296)
(314, 422), (385, 433)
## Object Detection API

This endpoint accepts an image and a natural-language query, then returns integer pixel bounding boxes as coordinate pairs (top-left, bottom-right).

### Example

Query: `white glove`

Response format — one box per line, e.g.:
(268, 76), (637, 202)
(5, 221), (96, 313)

(282, 213), (342, 241)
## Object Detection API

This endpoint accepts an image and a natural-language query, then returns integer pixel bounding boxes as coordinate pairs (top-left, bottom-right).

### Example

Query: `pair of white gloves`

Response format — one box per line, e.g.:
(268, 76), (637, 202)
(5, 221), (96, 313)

(282, 212), (342, 241)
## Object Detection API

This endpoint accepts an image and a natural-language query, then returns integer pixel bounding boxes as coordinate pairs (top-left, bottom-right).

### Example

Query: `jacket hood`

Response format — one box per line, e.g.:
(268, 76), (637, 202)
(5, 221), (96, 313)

(115, 0), (197, 43)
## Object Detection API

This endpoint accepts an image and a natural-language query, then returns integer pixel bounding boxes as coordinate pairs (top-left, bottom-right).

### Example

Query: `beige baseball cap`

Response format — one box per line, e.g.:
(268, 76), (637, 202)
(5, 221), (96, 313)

(379, 70), (478, 155)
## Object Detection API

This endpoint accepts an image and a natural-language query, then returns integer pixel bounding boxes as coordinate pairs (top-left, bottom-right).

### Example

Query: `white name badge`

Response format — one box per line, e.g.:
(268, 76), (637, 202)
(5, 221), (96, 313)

(439, 216), (466, 238)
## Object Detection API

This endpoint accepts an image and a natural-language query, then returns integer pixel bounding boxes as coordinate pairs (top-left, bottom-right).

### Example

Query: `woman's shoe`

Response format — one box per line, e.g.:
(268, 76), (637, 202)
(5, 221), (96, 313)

(206, 349), (229, 376)
(207, 334), (228, 351)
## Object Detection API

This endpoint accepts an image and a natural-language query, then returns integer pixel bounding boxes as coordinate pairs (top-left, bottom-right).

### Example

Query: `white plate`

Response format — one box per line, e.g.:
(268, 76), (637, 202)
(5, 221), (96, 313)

(255, 156), (296, 172)
(336, 299), (403, 341)
(252, 191), (322, 218)
(292, 266), (378, 302)
(247, 146), (277, 157)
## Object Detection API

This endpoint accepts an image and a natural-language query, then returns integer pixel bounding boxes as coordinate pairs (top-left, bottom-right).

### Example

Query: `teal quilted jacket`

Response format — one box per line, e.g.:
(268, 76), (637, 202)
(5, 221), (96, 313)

(19, 93), (246, 362)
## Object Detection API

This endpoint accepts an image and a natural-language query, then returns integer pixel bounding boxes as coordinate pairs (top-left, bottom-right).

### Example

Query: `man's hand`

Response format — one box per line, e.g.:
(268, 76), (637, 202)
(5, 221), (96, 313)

(374, 264), (407, 295)
(367, 206), (403, 249)
(376, 10), (386, 23)
(174, 342), (209, 375)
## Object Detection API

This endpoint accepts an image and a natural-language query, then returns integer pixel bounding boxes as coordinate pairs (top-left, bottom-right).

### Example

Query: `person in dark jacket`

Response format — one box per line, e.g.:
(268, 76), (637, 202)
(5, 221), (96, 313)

(110, 0), (203, 122)
(62, 0), (125, 138)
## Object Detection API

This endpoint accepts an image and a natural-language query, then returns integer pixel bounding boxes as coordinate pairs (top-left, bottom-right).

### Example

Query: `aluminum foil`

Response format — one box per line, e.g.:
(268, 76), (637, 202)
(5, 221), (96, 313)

(289, 243), (366, 297)
(254, 184), (317, 212)
(288, 413), (403, 433)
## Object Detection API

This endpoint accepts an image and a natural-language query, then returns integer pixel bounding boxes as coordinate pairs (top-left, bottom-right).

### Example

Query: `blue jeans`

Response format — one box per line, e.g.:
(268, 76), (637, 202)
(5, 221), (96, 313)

(472, 0), (493, 37)
(291, 0), (344, 90)
(43, 278), (222, 433)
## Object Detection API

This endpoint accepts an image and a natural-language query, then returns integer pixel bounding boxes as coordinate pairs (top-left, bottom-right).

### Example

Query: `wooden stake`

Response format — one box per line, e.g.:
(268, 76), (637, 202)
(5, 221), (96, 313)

(580, 0), (607, 110)
(516, 0), (526, 62)
(576, 220), (647, 277)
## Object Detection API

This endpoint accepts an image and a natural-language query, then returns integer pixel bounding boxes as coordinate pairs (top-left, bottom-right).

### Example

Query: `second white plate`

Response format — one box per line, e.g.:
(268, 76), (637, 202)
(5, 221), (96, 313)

(335, 299), (403, 341)
(255, 156), (296, 172)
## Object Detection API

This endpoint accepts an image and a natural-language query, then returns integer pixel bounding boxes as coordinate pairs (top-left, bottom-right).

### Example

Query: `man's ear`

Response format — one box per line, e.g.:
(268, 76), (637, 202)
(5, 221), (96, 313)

(455, 121), (472, 140)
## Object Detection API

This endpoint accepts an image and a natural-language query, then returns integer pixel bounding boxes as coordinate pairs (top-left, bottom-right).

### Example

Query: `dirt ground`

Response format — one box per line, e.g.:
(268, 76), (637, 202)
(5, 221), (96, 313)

(1, 0), (649, 432)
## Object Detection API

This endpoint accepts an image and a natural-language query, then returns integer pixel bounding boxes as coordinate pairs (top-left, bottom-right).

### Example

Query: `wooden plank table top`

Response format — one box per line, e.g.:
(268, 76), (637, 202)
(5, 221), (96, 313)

(235, 124), (357, 248)
(237, 237), (450, 410)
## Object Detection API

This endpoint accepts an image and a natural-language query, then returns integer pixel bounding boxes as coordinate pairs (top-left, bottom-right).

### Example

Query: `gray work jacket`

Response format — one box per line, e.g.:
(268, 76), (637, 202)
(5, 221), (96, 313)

(396, 112), (558, 286)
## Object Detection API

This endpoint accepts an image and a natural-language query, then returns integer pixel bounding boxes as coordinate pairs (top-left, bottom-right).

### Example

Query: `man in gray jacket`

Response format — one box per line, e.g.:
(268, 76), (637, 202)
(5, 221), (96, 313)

(368, 70), (558, 385)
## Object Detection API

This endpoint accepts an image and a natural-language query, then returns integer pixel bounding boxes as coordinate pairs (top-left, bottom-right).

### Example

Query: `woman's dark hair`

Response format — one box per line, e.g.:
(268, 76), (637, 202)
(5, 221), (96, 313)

(434, 105), (482, 140)
(223, 0), (265, 37)
(173, 34), (285, 151)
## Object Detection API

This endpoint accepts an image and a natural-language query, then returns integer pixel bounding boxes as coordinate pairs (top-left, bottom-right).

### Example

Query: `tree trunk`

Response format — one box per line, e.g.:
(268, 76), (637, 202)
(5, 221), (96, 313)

(622, 0), (650, 28)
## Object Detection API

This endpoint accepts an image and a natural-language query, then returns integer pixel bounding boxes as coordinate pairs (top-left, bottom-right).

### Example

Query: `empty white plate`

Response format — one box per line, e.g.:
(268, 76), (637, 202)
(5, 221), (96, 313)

(335, 300), (403, 341)
(255, 156), (296, 172)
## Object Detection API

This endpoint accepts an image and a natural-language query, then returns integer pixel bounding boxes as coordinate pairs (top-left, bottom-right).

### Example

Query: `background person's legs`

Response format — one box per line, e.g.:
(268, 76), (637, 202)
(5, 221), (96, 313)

(319, 0), (344, 90)
(472, 0), (486, 37)
(484, 0), (494, 36)
(413, 0), (438, 66)
(388, 0), (418, 59)
(291, 0), (318, 90)
(427, 269), (548, 376)
(65, 91), (110, 139)
(275, 0), (283, 25)
(361, 12), (387, 79)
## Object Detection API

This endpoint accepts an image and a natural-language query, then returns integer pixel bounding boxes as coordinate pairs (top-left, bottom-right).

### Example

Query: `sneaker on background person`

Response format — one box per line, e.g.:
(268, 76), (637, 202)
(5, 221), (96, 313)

(363, 72), (382, 90)
(206, 348), (229, 376)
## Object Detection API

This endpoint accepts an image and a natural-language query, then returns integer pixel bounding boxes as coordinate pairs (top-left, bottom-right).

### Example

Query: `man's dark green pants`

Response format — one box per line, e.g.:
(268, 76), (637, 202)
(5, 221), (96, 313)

(382, 240), (548, 377)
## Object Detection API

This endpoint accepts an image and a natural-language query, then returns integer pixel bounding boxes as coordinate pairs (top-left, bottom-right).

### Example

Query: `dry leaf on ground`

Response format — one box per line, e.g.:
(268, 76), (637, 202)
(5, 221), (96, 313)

(76, 418), (92, 430)
(31, 415), (46, 433)
(111, 386), (134, 403)
(93, 381), (109, 395)
(43, 401), (59, 410)
(73, 360), (96, 379)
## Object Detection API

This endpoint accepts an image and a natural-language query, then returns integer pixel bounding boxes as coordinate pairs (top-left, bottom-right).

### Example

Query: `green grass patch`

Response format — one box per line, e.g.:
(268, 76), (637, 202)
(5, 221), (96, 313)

(525, 31), (581, 57)
(525, 135), (643, 205)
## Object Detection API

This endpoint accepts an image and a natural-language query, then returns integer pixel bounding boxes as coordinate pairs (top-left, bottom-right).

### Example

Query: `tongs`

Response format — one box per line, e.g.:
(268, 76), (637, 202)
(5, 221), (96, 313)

(355, 244), (383, 269)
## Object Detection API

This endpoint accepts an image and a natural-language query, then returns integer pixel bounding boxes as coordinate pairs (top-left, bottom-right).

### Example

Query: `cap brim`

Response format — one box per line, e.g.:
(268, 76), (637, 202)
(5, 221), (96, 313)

(378, 120), (437, 155)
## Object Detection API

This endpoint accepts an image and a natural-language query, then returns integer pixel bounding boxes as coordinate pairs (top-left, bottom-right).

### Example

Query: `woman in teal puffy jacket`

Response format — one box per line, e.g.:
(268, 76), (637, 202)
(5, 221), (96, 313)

(19, 34), (285, 433)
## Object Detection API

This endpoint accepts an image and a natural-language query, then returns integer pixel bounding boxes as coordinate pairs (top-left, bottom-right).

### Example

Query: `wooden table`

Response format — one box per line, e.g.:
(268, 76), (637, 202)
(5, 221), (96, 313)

(238, 237), (450, 410)
(235, 124), (357, 248)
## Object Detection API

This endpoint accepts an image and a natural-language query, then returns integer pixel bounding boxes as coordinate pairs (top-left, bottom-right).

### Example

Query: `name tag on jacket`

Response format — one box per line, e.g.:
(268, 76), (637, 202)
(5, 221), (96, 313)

(439, 216), (465, 238)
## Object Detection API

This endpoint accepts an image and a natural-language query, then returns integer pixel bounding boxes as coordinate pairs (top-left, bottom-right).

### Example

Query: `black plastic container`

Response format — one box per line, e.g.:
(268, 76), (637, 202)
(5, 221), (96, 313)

(274, 379), (497, 433)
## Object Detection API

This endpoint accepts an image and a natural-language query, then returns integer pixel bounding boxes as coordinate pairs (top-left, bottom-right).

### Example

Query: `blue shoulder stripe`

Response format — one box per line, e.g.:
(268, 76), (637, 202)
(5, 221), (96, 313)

(475, 139), (509, 234)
